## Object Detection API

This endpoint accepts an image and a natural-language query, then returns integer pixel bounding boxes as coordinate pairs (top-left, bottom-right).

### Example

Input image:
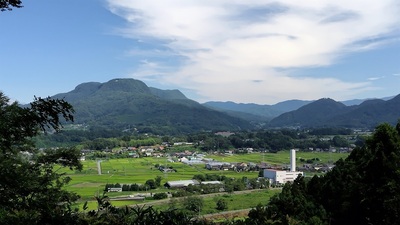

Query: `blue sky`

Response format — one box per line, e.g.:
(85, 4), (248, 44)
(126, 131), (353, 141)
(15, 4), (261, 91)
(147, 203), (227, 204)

(1, 0), (399, 104)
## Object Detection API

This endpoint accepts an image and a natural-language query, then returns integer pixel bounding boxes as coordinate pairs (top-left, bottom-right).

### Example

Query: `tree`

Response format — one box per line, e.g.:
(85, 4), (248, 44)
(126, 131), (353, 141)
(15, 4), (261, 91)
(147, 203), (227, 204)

(254, 121), (400, 225)
(153, 192), (168, 200)
(216, 199), (228, 211)
(331, 135), (349, 147)
(319, 122), (400, 225)
(155, 175), (163, 187)
(0, 93), (82, 224)
(0, 0), (22, 11)
(145, 179), (156, 189)
(183, 196), (204, 214)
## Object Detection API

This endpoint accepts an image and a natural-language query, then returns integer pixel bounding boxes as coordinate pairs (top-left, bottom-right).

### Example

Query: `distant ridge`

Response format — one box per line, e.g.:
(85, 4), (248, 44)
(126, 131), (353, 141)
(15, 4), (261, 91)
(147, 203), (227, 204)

(203, 96), (397, 127)
(269, 95), (400, 128)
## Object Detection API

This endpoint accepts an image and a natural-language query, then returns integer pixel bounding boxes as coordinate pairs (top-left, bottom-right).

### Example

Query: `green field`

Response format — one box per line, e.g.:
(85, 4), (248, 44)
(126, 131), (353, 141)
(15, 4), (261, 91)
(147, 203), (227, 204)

(64, 151), (348, 198)
(63, 151), (348, 210)
(208, 150), (346, 165)
(63, 157), (261, 200)
(152, 189), (281, 215)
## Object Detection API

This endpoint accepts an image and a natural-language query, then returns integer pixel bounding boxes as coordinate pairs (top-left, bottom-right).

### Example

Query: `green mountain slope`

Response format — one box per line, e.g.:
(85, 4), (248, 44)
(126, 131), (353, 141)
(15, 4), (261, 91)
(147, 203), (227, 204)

(269, 95), (400, 128)
(53, 78), (252, 134)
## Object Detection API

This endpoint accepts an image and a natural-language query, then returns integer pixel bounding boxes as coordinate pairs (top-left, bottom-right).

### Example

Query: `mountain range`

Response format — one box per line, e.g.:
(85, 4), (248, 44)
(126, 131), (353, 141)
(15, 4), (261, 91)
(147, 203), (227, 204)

(50, 78), (399, 132)
(269, 95), (400, 128)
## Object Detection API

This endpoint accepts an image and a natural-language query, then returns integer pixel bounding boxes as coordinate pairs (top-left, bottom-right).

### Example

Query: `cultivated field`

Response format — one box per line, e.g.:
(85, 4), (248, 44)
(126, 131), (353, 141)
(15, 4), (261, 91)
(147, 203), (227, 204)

(63, 151), (348, 210)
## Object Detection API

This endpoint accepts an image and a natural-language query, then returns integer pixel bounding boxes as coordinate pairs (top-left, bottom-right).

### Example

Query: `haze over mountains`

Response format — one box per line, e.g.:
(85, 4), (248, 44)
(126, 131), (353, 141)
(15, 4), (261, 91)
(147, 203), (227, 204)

(50, 78), (399, 133)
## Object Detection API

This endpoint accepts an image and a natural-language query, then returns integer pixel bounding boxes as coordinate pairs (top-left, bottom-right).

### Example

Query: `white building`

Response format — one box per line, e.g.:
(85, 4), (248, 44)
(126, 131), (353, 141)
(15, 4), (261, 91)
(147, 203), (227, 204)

(263, 169), (303, 184)
(263, 149), (303, 185)
(164, 180), (200, 188)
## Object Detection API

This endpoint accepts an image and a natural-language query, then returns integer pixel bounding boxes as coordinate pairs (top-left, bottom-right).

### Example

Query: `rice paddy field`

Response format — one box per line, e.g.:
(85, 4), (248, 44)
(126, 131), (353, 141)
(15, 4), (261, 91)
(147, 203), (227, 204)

(63, 151), (348, 210)
(59, 151), (348, 214)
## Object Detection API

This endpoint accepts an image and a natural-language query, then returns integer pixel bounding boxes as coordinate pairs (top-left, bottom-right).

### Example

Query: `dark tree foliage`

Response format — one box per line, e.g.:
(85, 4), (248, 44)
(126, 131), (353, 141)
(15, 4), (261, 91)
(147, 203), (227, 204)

(248, 121), (400, 225)
(318, 122), (400, 225)
(0, 93), (82, 224)
(153, 192), (168, 200)
(246, 176), (327, 225)
(183, 196), (204, 214)
(85, 201), (208, 225)
(0, 0), (22, 11)
(216, 199), (228, 211)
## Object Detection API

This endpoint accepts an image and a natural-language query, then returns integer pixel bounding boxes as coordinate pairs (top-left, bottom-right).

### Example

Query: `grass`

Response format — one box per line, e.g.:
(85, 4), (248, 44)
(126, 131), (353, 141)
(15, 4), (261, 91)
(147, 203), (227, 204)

(76, 189), (281, 213)
(208, 150), (347, 166)
(152, 189), (280, 215)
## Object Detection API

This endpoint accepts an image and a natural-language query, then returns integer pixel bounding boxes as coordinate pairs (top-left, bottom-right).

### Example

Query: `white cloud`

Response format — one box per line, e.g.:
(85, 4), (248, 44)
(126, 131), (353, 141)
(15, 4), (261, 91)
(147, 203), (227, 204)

(106, 0), (400, 104)
(367, 76), (386, 81)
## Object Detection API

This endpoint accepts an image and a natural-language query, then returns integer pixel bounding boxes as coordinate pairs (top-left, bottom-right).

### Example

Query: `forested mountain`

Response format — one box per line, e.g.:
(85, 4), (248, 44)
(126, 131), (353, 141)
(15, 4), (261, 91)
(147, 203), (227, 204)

(269, 95), (400, 128)
(52, 78), (252, 134)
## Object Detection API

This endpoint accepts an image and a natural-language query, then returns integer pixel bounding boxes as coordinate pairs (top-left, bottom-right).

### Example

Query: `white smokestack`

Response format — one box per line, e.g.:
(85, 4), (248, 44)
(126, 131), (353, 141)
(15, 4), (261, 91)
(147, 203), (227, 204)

(97, 160), (102, 175)
(290, 149), (296, 172)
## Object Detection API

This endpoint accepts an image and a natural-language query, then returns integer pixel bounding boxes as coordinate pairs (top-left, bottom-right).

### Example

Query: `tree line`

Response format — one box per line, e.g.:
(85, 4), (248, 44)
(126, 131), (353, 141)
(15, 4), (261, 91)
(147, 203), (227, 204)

(36, 127), (362, 152)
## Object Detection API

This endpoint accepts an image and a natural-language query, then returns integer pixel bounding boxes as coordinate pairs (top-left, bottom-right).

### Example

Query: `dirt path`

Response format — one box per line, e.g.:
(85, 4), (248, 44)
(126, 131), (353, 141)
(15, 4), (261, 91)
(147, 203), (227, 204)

(201, 208), (252, 221)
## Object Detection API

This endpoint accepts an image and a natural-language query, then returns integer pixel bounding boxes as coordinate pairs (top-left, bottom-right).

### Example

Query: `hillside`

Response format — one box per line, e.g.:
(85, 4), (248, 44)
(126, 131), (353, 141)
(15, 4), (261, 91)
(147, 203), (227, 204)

(52, 78), (252, 134)
(269, 95), (400, 128)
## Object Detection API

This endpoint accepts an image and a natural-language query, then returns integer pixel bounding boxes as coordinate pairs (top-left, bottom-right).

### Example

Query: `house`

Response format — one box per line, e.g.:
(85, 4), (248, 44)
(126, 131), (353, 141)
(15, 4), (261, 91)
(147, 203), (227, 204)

(128, 152), (139, 158)
(206, 162), (224, 170)
(205, 162), (231, 170)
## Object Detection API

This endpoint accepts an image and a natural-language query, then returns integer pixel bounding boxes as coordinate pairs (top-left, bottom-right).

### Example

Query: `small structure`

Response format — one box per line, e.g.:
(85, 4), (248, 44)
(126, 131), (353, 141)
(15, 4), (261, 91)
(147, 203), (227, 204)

(201, 181), (222, 185)
(107, 187), (122, 192)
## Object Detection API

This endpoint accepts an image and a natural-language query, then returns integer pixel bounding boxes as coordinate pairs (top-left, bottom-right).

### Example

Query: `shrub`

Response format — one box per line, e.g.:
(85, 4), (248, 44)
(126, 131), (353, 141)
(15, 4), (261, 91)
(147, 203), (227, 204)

(216, 199), (228, 211)
(153, 192), (168, 200)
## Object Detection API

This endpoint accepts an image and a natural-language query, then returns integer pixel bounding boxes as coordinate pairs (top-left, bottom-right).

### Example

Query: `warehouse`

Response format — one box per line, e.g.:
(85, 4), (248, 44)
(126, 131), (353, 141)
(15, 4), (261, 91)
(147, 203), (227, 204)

(164, 180), (200, 188)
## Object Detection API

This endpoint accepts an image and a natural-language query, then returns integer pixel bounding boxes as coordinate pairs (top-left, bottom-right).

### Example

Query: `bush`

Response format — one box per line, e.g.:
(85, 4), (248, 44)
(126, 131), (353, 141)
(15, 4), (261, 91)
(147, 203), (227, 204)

(216, 199), (228, 211)
(153, 192), (168, 200)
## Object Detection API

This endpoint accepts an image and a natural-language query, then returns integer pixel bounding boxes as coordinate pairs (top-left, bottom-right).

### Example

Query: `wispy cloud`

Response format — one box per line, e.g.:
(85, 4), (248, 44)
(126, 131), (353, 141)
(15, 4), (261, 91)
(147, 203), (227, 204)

(367, 76), (386, 81)
(106, 0), (400, 103)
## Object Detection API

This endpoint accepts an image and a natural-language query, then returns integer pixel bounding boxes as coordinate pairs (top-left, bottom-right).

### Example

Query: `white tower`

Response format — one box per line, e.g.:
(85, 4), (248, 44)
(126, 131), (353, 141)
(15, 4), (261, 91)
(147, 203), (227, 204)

(97, 160), (102, 175)
(290, 149), (296, 172)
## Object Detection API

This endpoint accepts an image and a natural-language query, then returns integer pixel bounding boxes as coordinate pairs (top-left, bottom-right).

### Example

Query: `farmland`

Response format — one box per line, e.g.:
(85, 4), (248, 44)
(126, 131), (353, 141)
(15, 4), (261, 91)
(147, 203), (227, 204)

(63, 151), (348, 211)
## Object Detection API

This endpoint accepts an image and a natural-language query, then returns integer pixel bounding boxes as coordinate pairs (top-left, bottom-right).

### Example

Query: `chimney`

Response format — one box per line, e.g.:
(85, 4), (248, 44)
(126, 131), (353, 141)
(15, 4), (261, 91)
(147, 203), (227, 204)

(97, 160), (102, 175)
(290, 149), (296, 172)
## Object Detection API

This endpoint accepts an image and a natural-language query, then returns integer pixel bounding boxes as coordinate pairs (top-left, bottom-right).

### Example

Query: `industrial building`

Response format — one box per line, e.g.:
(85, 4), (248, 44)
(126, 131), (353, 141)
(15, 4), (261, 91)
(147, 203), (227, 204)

(164, 180), (200, 188)
(263, 149), (303, 185)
